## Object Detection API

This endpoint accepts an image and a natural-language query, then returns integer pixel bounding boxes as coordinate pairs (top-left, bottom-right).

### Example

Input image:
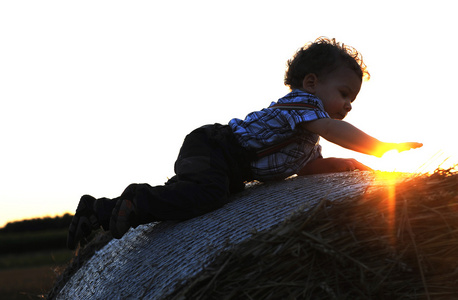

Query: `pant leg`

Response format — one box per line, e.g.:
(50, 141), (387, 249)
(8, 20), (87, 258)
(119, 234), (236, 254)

(94, 180), (146, 230)
(92, 126), (231, 228)
(93, 182), (152, 231)
(97, 124), (253, 226)
(130, 125), (238, 222)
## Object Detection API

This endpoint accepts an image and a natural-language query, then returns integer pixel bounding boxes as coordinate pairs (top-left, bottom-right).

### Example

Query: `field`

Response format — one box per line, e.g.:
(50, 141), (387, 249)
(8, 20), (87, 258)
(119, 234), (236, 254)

(0, 229), (73, 300)
(0, 265), (61, 300)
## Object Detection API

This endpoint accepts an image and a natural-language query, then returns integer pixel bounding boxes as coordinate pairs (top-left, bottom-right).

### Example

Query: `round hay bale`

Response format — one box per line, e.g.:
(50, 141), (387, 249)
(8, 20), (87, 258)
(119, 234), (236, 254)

(53, 170), (458, 299)
(53, 172), (373, 299)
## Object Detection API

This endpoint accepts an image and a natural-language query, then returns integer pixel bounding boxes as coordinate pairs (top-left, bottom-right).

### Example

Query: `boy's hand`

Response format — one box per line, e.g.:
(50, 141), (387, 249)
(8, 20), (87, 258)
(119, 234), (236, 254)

(394, 142), (423, 153)
(374, 142), (423, 157)
(298, 157), (372, 176)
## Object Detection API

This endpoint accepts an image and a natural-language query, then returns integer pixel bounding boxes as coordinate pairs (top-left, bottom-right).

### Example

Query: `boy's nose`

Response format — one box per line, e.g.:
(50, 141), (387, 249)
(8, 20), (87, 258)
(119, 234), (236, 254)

(344, 102), (352, 112)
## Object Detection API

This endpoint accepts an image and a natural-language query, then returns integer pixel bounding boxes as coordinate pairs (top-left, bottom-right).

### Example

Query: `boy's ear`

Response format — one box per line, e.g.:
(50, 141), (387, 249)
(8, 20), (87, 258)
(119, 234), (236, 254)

(302, 73), (318, 94)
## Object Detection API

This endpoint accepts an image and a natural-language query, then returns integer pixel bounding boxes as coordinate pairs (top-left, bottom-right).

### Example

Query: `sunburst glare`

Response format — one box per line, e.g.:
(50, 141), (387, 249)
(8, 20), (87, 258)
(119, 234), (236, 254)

(366, 147), (456, 175)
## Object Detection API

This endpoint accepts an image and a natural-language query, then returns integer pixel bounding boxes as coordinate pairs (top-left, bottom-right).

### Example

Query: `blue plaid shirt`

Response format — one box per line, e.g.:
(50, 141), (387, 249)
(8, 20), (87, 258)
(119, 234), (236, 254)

(229, 90), (330, 181)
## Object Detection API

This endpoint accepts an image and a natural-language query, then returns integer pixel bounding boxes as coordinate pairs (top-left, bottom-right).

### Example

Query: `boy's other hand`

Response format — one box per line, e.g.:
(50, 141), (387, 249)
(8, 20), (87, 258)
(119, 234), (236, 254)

(298, 157), (373, 176)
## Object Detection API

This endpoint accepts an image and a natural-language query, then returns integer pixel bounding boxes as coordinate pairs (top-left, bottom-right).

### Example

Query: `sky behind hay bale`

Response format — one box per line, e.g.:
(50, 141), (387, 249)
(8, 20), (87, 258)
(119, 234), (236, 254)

(0, 0), (456, 227)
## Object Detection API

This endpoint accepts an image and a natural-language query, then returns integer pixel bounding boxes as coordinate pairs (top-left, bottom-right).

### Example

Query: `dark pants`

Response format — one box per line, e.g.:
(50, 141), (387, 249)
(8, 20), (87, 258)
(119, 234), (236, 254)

(96, 124), (254, 230)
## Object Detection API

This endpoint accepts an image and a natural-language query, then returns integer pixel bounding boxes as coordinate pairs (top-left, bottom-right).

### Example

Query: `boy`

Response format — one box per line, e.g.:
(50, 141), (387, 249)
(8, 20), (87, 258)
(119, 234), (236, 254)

(67, 37), (422, 250)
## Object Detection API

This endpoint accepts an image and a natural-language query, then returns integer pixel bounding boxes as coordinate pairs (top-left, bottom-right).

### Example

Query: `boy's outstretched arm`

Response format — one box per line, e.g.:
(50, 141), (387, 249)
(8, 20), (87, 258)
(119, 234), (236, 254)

(301, 118), (423, 157)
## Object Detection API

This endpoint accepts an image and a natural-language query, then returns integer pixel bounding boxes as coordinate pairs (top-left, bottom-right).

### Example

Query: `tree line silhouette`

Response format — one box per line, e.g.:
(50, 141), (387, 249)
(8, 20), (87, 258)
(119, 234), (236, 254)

(0, 214), (74, 254)
(0, 214), (73, 234)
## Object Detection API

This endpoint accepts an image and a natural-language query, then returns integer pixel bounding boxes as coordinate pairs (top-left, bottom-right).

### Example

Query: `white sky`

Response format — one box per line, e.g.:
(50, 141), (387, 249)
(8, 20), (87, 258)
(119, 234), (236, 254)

(1, 0), (457, 227)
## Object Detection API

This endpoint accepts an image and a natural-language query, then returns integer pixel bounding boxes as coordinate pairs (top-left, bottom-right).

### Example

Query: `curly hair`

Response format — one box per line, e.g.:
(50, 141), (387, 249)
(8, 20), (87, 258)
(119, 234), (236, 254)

(284, 37), (370, 90)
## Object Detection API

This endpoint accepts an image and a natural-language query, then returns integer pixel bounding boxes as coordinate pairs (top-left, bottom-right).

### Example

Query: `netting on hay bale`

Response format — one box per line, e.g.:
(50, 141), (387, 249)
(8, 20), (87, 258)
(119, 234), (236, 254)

(168, 169), (458, 300)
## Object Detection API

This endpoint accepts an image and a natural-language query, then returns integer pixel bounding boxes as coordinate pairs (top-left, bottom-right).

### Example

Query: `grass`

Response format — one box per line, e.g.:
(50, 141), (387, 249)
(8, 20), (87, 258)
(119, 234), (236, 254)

(0, 249), (73, 270)
(0, 229), (74, 300)
(0, 250), (73, 300)
(0, 265), (62, 300)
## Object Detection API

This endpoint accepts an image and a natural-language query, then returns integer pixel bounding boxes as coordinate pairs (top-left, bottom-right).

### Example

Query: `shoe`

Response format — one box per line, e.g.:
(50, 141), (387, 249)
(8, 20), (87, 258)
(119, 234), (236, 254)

(67, 195), (100, 250)
(109, 198), (139, 239)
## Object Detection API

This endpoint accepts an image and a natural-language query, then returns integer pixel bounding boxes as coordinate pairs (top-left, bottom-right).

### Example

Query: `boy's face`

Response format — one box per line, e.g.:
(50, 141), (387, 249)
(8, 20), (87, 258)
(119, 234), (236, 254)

(303, 66), (362, 120)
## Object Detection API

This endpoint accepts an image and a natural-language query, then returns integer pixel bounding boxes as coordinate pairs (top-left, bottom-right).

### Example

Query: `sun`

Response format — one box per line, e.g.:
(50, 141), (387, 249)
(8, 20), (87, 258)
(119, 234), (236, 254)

(362, 150), (419, 176)
(368, 148), (455, 174)
(376, 150), (415, 172)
